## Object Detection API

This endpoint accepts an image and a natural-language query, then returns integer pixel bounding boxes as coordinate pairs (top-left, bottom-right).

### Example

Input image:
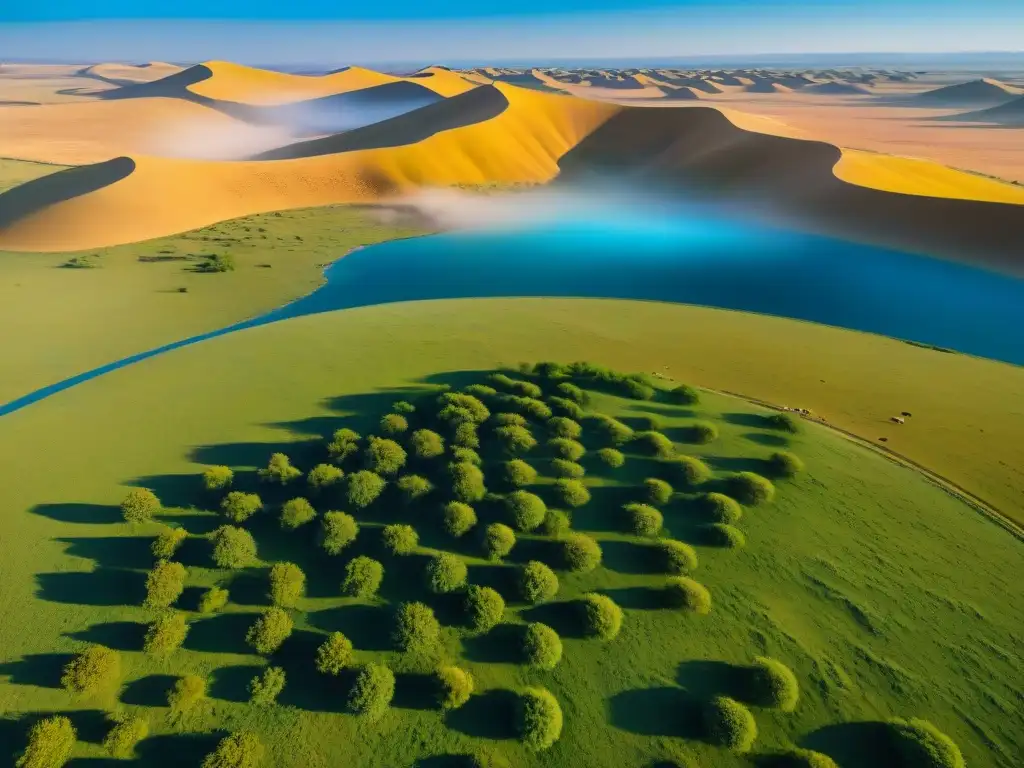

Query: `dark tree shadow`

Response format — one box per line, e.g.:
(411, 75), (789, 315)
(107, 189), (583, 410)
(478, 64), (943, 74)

(465, 563), (517, 601)
(461, 623), (525, 664)
(503, 537), (563, 568)
(608, 687), (702, 739)
(189, 441), (292, 472)
(226, 570), (270, 607)
(414, 756), (478, 768)
(183, 612), (257, 655)
(306, 604), (393, 651)
(158, 510), (223, 537)
(676, 659), (748, 701)
(30, 503), (122, 525)
(171, 535), (214, 567)
(600, 539), (657, 575)
(120, 674), (178, 706)
(743, 432), (790, 447)
(36, 569), (146, 607)
(721, 413), (771, 428)
(67, 621), (145, 652)
(520, 601), (585, 639)
(393, 672), (439, 711)
(125, 474), (204, 511)
(55, 536), (154, 571)
(602, 586), (666, 610)
(208, 664), (264, 703)
(131, 732), (224, 767)
(0, 653), (74, 689)
(445, 688), (518, 740)
(273, 628), (344, 712)
(803, 722), (900, 768)
(701, 455), (767, 474)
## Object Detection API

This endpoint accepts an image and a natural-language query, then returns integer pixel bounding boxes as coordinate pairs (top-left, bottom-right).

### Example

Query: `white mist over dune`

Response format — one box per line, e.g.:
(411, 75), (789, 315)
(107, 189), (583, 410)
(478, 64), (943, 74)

(143, 119), (300, 160)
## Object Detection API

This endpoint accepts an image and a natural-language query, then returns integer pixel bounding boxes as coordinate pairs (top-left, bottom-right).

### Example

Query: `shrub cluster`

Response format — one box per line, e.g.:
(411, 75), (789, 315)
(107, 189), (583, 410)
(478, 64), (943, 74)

(346, 470), (387, 509)
(562, 533), (602, 572)
(246, 607), (294, 655)
(62, 646), (121, 694)
(249, 667), (286, 704)
(452, 422), (481, 449)
(664, 455), (712, 487)
(397, 474), (434, 502)
(269, 562), (306, 607)
(307, 463), (344, 491)
(144, 560), (186, 609)
(555, 381), (588, 405)
(502, 459), (537, 487)
(327, 428), (361, 466)
(103, 713), (149, 758)
(703, 696), (757, 753)
(549, 458), (585, 479)
(596, 447), (625, 468)
(211, 525), (257, 568)
(547, 437), (585, 462)
(319, 511), (358, 555)
(436, 665), (475, 710)
(589, 414), (634, 446)
(258, 453), (301, 485)
(686, 421), (719, 444)
(664, 577), (712, 614)
(506, 490), (547, 532)
(495, 424), (538, 455)
(767, 451), (805, 478)
(450, 461), (487, 503)
(17, 716), (76, 768)
(380, 413), (409, 435)
(121, 488), (160, 524)
(168, 674), (206, 713)
(280, 497), (317, 530)
(643, 478), (674, 506)
(316, 632), (354, 675)
(443, 501), (478, 537)
(775, 749), (839, 768)
(749, 656), (800, 711)
(452, 447), (482, 466)
(519, 561), (559, 603)
(201, 731), (264, 768)
(886, 718), (965, 768)
(547, 417), (582, 439)
(541, 508), (571, 538)
(517, 687), (564, 751)
(706, 523), (746, 549)
(199, 587), (229, 614)
(634, 431), (676, 459)
(409, 428), (445, 460)
(364, 436), (407, 475)
(522, 622), (562, 670)
(341, 556), (384, 598)
(492, 412), (527, 428)
(489, 373), (542, 399)
(203, 465), (234, 492)
(483, 523), (516, 560)
(580, 593), (623, 640)
(669, 384), (700, 405)
(394, 602), (441, 653)
(463, 385), (497, 400)
(221, 491), (262, 523)
(439, 392), (492, 423)
(427, 552), (468, 594)
(144, 611), (189, 655)
(730, 472), (775, 506)
(624, 503), (663, 537)
(548, 397), (584, 420)
(703, 492), (742, 524)
(658, 540), (698, 575)
(552, 478), (591, 508)
(465, 585), (505, 632)
(765, 412), (800, 433)
(382, 524), (418, 555)
(152, 526), (188, 560)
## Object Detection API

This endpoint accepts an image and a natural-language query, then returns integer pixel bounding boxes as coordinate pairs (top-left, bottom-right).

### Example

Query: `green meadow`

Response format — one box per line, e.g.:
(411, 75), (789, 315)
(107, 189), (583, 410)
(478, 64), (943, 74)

(1, 303), (1021, 767)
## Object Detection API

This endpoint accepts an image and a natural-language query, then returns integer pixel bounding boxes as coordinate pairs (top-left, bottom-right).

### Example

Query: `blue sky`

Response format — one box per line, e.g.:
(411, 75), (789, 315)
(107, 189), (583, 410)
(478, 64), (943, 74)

(1, 1), (1021, 63)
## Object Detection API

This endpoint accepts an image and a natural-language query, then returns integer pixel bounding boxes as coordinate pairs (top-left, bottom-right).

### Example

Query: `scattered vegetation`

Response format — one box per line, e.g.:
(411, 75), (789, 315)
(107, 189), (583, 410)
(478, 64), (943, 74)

(168, 674), (207, 714)
(665, 577), (712, 614)
(61, 645), (121, 694)
(749, 656), (800, 711)
(319, 511), (359, 555)
(201, 731), (263, 768)
(465, 585), (505, 632)
(307, 463), (344, 491)
(394, 602), (441, 653)
(211, 525), (257, 568)
(198, 587), (229, 614)
(102, 713), (149, 758)
(246, 607), (294, 654)
(16, 716), (76, 768)
(483, 523), (516, 560)
(221, 491), (263, 523)
(121, 488), (160, 524)
(258, 453), (302, 485)
(580, 593), (623, 640)
(766, 412), (801, 433)
(152, 526), (188, 559)
(523, 622), (563, 670)
(730, 472), (776, 506)
(669, 384), (700, 405)
(249, 666), (287, 704)
(436, 665), (474, 709)
(144, 611), (189, 655)
(703, 696), (758, 753)
(517, 687), (564, 751)
(347, 663), (395, 720)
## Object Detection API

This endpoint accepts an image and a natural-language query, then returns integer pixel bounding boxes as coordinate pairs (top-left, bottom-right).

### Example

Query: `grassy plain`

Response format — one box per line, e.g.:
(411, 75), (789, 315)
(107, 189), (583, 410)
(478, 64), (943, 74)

(0, 300), (1021, 767)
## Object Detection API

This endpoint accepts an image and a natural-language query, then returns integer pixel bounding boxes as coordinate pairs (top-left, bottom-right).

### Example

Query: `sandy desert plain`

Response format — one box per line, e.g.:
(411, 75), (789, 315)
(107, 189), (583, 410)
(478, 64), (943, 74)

(0, 56), (1023, 768)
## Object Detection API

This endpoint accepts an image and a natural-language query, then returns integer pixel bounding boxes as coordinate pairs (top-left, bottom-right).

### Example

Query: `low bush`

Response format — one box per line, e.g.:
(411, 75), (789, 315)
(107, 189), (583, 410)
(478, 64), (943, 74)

(409, 428), (445, 460)
(492, 412), (528, 427)
(495, 424), (538, 455)
(749, 656), (800, 711)
(439, 392), (491, 423)
(664, 577), (712, 614)
(426, 552), (468, 594)
(562, 532), (602, 572)
(248, 666), (286, 704)
(765, 412), (800, 433)
(397, 474), (434, 502)
(729, 472), (775, 506)
(450, 461), (487, 503)
(198, 587), (229, 614)
(221, 491), (262, 523)
(547, 417), (582, 439)
(580, 593), (623, 640)
(703, 696), (757, 753)
(327, 428), (362, 466)
(548, 397), (584, 420)
(549, 458), (585, 479)
(658, 540), (699, 575)
(622, 379), (655, 400)
(555, 381), (588, 405)
(774, 749), (839, 768)
(152, 527), (188, 560)
(144, 611), (189, 655)
(596, 447), (625, 468)
(483, 523), (516, 560)
(364, 436), (407, 475)
(307, 463), (344, 492)
(453, 422), (480, 449)
(319, 511), (359, 555)
(706, 523), (746, 548)
(436, 665), (475, 710)
(393, 602), (440, 653)
(465, 585), (505, 632)
(703, 492), (742, 524)
(246, 607), (294, 655)
(203, 465), (234, 492)
(211, 525), (257, 568)
(280, 497), (317, 530)
(62, 646), (121, 694)
(341, 556), (384, 598)
(17, 716), (75, 768)
(443, 501), (478, 537)
(258, 453), (301, 485)
(514, 396), (554, 421)
(489, 374), (543, 399)
(269, 562), (305, 607)
(590, 415), (634, 446)
(506, 490), (547, 532)
(522, 622), (562, 669)
(346, 470), (386, 509)
(624, 503), (663, 537)
(467, 751), (511, 768)
(886, 718), (965, 768)
(201, 731), (264, 768)
(686, 421), (719, 444)
(102, 713), (148, 758)
(541, 508), (571, 537)
(519, 561), (559, 603)
(767, 451), (805, 478)
(315, 632), (354, 675)
(144, 560), (186, 609)
(167, 674), (206, 713)
(463, 384), (497, 400)
(503, 459), (538, 487)
(643, 478), (674, 506)
(452, 447), (482, 465)
(393, 400), (416, 414)
(517, 687), (564, 751)
(380, 413), (409, 435)
(552, 478), (591, 508)
(121, 488), (160, 524)
(664, 455), (712, 487)
(548, 438), (585, 461)
(382, 524), (418, 555)
(635, 430), (676, 459)
(669, 384), (700, 405)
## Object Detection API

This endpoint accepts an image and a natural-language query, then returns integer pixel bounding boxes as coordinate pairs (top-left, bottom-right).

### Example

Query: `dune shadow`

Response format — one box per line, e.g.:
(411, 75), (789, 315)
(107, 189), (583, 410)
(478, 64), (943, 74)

(183, 612), (257, 655)
(0, 653), (74, 690)
(445, 688), (518, 740)
(608, 686), (701, 739)
(30, 503), (122, 525)
(120, 673), (178, 706)
(306, 603), (393, 651)
(55, 536), (153, 571)
(67, 621), (145, 652)
(36, 569), (145, 607)
(461, 623), (525, 664)
(676, 659), (748, 701)
(803, 721), (900, 768)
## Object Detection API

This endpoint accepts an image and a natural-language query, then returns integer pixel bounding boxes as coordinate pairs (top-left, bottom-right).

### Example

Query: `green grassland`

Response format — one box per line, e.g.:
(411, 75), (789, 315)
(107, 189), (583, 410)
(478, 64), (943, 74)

(1, 303), (1020, 767)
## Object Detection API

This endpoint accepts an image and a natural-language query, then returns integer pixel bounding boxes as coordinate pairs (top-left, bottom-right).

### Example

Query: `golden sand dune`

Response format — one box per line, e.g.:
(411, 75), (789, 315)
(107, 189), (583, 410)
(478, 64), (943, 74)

(951, 95), (1024, 125)
(81, 62), (184, 85)
(915, 78), (1022, 106)
(2, 75), (1023, 272)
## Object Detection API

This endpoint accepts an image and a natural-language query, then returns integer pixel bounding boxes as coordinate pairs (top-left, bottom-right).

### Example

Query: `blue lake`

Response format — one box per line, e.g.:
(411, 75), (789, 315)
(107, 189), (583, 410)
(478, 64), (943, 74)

(2, 209), (1023, 417)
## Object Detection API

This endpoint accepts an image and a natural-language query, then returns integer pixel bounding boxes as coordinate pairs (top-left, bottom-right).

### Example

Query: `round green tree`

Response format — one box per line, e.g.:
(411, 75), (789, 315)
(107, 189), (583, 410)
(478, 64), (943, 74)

(435, 665), (474, 710)
(634, 430), (676, 459)
(319, 510), (359, 555)
(203, 465), (234, 492)
(201, 731), (264, 768)
(268, 562), (305, 608)
(624, 503), (663, 537)
(397, 473), (434, 502)
(443, 501), (478, 537)
(887, 718), (965, 768)
(552, 478), (591, 508)
(121, 488), (160, 524)
(547, 417), (582, 439)
(426, 552), (468, 594)
(665, 577), (712, 614)
(382, 524), (418, 555)
(590, 414), (633, 446)
(307, 463), (344, 492)
(669, 384), (700, 405)
(61, 646), (121, 694)
(198, 587), (229, 614)
(686, 421), (719, 444)
(248, 666), (286, 705)
(749, 656), (800, 711)
(702, 696), (757, 753)
(562, 533), (602, 572)
(143, 611), (189, 656)
(503, 459), (537, 487)
(380, 413), (409, 435)
(768, 451), (805, 478)
(766, 412), (800, 433)
(664, 455), (712, 487)
(483, 523), (516, 560)
(341, 556), (384, 598)
(495, 424), (538, 455)
(465, 585), (505, 632)
(102, 713), (149, 759)
(643, 478), (674, 506)
(522, 622), (562, 670)
(548, 438), (585, 461)
(548, 396), (584, 420)
(775, 749), (839, 768)
(517, 687), (563, 751)
(450, 461), (487, 503)
(346, 470), (387, 509)
(280, 497), (316, 530)
(258, 453), (301, 485)
(152, 527), (188, 560)
(555, 381), (588, 405)
(492, 412), (527, 427)
(596, 447), (625, 468)
(144, 560), (186, 610)
(703, 492), (742, 524)
(580, 593), (623, 640)
(315, 632), (354, 675)
(221, 491), (262, 523)
(706, 523), (746, 549)
(409, 428), (445, 460)
(658, 540), (699, 575)
(327, 428), (361, 466)
(168, 674), (206, 714)
(17, 716), (76, 768)
(541, 508), (571, 538)
(506, 490), (547, 532)
(519, 561), (559, 603)
(549, 459), (585, 479)
(364, 436), (407, 475)
(246, 607), (293, 655)
(393, 602), (440, 653)
(730, 472), (775, 505)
